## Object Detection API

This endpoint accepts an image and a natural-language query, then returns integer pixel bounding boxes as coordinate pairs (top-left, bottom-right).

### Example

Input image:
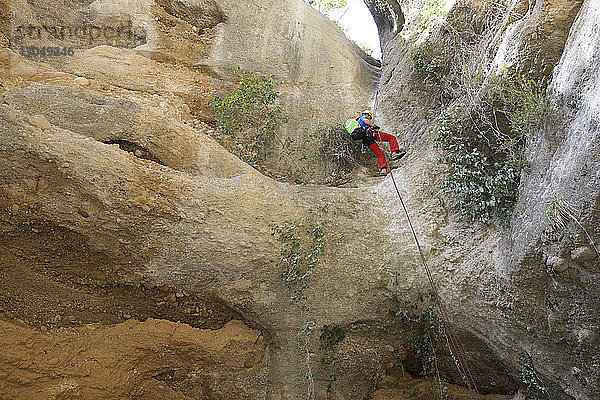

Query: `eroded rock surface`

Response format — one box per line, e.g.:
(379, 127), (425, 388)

(1, 0), (599, 399)
(0, 316), (265, 399)
(369, 0), (599, 399)
(2, 0), (379, 181)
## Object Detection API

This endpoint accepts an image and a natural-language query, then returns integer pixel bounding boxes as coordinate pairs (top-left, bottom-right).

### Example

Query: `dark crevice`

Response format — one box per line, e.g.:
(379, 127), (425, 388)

(103, 139), (165, 165)
(152, 369), (208, 397)
(0, 219), (246, 331)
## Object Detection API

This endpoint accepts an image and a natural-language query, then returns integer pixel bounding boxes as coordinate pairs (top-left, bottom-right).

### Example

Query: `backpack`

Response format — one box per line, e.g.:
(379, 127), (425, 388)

(345, 118), (360, 134)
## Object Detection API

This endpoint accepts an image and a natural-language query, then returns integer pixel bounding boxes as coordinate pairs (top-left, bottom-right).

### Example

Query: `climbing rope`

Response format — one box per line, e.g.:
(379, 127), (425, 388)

(387, 165), (482, 400)
(373, 89), (483, 399)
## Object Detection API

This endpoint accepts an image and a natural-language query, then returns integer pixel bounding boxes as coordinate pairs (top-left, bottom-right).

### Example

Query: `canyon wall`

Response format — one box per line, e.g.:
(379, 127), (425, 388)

(1, 0), (598, 399)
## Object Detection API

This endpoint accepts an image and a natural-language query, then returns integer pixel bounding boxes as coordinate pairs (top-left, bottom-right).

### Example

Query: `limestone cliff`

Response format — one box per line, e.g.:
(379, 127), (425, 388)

(367, 0), (599, 399)
(2, 0), (379, 182)
(0, 0), (598, 399)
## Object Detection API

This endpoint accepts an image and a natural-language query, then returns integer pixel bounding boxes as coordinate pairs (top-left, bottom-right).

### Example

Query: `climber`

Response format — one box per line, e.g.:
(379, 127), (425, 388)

(346, 110), (405, 176)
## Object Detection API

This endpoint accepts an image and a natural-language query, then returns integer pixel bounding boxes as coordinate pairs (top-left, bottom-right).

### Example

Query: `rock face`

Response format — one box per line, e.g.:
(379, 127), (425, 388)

(0, 318), (265, 399)
(0, 99), (429, 398)
(367, 0), (599, 399)
(0, 0), (382, 398)
(1, 0), (599, 399)
(3, 0), (379, 181)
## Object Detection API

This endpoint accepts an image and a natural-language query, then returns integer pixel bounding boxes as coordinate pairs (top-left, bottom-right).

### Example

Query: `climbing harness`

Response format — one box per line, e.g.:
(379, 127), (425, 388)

(374, 88), (483, 400)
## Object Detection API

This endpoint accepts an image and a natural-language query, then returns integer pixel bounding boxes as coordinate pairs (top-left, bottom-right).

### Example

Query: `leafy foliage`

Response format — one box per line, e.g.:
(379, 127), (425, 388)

(320, 325), (345, 351)
(319, 325), (346, 393)
(357, 42), (374, 57)
(210, 70), (371, 185)
(433, 74), (548, 225)
(273, 215), (325, 304)
(433, 108), (520, 224)
(409, 43), (448, 93)
(305, 0), (348, 12)
(489, 75), (549, 163)
(544, 194), (577, 232)
(210, 68), (286, 165)
(412, 0), (446, 40)
(271, 198), (329, 400)
(390, 294), (474, 400)
(402, 301), (451, 400)
(520, 354), (549, 400)
(296, 319), (318, 399)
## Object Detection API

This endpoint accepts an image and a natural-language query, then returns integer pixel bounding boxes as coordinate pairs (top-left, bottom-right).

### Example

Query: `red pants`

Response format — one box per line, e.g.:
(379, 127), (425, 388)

(368, 132), (400, 169)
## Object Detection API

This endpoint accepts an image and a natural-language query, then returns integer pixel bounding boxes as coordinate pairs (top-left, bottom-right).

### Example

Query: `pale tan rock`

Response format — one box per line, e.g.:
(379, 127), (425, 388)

(27, 114), (52, 131)
(47, 357), (60, 365)
(0, 102), (421, 399)
(58, 0), (377, 181)
(1, 0), (599, 398)
(547, 255), (569, 272)
(73, 76), (89, 86)
(181, 103), (191, 115)
(3, 111), (19, 123)
(3, 85), (255, 178)
(35, 177), (48, 193)
(571, 246), (597, 262)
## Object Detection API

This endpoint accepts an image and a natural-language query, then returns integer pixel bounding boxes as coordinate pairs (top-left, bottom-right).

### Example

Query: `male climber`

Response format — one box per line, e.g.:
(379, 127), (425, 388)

(346, 110), (405, 176)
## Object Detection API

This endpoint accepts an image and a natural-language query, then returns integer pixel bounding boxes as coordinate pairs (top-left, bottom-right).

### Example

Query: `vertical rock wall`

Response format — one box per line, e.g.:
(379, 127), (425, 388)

(362, 0), (599, 398)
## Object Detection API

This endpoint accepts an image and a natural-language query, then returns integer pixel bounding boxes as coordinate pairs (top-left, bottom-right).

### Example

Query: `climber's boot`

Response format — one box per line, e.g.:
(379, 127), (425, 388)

(392, 150), (406, 161)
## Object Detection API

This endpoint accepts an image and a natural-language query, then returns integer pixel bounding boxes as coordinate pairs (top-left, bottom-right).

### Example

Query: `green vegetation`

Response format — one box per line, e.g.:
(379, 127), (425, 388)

(305, 0), (348, 13)
(408, 43), (448, 93)
(315, 122), (370, 181)
(272, 198), (329, 400)
(357, 42), (374, 57)
(415, 306), (443, 374)
(210, 69), (370, 184)
(489, 75), (549, 162)
(210, 68), (286, 165)
(404, 1), (518, 102)
(433, 73), (549, 225)
(412, 0), (446, 40)
(520, 354), (549, 400)
(545, 194), (577, 232)
(278, 122), (371, 184)
(296, 320), (318, 399)
(272, 214), (326, 305)
(319, 324), (346, 393)
(399, 0), (455, 96)
(390, 295), (421, 323)
(391, 298), (453, 400)
(433, 107), (521, 224)
(416, 0), (549, 227)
